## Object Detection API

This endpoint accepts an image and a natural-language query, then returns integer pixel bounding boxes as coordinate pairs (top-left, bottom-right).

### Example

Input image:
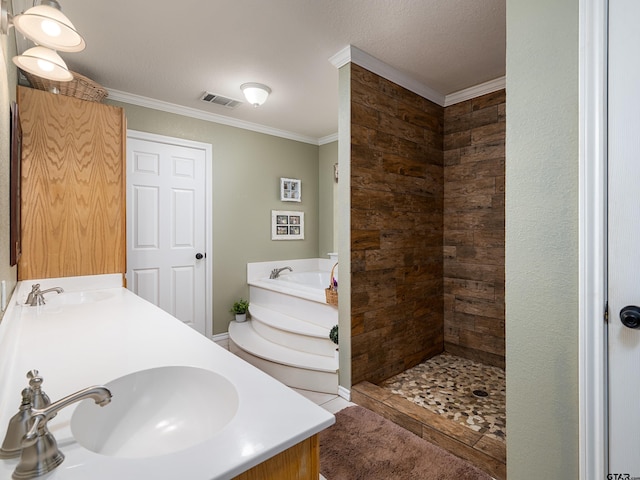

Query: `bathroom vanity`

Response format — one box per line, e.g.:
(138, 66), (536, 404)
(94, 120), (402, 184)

(0, 275), (334, 479)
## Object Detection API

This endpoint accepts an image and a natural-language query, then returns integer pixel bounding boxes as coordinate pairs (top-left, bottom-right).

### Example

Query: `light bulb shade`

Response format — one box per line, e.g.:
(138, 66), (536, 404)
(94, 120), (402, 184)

(13, 46), (73, 82)
(241, 83), (271, 107)
(13, 4), (85, 52)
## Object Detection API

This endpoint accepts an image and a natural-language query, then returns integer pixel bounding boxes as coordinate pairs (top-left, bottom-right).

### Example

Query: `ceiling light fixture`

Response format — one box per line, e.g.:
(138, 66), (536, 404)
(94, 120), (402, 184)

(241, 83), (271, 107)
(1, 0), (84, 82)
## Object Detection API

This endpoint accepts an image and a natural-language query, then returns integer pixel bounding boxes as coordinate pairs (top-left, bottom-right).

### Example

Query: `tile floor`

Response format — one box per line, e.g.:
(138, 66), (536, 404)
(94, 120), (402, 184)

(291, 388), (354, 415)
(379, 353), (506, 442)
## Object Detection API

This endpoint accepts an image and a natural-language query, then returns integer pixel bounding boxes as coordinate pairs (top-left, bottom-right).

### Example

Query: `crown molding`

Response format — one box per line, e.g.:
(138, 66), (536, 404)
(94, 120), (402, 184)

(331, 45), (445, 106)
(106, 89), (322, 146)
(328, 46), (352, 69)
(444, 76), (506, 106)
(108, 60), (503, 147)
(330, 45), (505, 109)
(318, 133), (338, 145)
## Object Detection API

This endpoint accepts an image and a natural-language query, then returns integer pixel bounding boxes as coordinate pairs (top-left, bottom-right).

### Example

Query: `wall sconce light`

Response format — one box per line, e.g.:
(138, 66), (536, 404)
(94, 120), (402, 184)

(13, 45), (72, 81)
(1, 0), (84, 82)
(13, 0), (85, 52)
(241, 83), (271, 107)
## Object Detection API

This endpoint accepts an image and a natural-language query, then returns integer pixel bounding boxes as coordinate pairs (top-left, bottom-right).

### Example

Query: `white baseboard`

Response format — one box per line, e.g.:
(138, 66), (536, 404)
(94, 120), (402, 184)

(338, 385), (351, 401)
(212, 332), (229, 342)
(212, 332), (229, 350)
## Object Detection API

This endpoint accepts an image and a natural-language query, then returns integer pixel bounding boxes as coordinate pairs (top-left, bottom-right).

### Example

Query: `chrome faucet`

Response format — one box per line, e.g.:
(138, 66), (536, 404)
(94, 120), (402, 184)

(269, 266), (293, 279)
(0, 371), (52, 459)
(24, 284), (64, 306)
(11, 379), (111, 479)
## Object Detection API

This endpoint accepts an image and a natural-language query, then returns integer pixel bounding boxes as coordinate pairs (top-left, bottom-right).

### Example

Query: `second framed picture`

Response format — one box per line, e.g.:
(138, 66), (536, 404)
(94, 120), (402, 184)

(272, 210), (304, 240)
(280, 178), (301, 202)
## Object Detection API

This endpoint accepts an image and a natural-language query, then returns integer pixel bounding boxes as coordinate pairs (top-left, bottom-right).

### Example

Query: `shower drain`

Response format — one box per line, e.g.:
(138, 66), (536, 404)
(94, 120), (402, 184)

(472, 389), (489, 398)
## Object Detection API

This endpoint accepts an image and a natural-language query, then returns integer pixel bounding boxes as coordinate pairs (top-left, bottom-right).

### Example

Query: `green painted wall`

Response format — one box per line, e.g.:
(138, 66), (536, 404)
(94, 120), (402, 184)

(107, 101), (322, 335)
(319, 141), (338, 257)
(505, 0), (579, 478)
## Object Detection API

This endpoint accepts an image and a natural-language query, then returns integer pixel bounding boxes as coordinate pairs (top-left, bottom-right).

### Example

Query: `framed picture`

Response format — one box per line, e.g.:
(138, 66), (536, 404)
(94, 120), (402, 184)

(280, 177), (301, 202)
(272, 210), (304, 240)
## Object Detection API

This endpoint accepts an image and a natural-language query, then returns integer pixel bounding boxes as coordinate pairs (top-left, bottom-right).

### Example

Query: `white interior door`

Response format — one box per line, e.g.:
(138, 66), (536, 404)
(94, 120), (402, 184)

(608, 0), (640, 475)
(127, 133), (208, 336)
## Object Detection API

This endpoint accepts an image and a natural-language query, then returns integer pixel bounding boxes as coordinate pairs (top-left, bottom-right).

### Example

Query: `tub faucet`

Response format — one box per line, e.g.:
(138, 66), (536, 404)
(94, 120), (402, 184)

(270, 266), (293, 279)
(12, 382), (112, 479)
(25, 284), (64, 306)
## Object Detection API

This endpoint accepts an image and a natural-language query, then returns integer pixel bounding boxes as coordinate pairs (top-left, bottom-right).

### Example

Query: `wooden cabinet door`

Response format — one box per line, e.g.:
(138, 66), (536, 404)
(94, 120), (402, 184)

(18, 86), (126, 280)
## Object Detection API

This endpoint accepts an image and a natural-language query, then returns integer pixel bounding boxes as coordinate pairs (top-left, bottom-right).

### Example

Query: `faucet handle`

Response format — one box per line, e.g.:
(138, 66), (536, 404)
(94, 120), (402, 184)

(25, 285), (42, 306)
(27, 369), (43, 387)
(19, 387), (32, 406)
(22, 414), (45, 446)
(27, 370), (51, 409)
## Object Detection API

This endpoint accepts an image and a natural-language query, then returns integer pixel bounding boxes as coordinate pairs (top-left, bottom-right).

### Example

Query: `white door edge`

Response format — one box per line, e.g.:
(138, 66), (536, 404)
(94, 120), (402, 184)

(578, 0), (608, 477)
(126, 129), (214, 340)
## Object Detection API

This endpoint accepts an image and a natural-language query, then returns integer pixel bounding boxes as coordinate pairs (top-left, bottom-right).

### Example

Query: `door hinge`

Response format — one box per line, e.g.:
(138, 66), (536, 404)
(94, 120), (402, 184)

(604, 301), (609, 323)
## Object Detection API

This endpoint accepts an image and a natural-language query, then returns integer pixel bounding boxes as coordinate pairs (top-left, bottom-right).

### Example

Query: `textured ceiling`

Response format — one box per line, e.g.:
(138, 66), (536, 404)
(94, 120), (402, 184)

(12, 0), (506, 143)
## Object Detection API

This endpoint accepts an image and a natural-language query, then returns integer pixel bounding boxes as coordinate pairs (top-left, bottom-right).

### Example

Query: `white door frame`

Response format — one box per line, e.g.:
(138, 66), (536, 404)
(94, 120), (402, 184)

(579, 0), (608, 477)
(126, 129), (214, 339)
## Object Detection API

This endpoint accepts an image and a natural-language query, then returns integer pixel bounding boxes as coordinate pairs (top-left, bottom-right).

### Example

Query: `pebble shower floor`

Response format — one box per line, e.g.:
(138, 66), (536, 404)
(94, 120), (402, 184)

(380, 353), (506, 442)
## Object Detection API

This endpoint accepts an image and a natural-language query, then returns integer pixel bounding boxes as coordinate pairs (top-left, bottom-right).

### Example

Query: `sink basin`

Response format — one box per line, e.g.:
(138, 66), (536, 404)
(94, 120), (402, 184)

(70, 366), (238, 458)
(45, 291), (113, 306)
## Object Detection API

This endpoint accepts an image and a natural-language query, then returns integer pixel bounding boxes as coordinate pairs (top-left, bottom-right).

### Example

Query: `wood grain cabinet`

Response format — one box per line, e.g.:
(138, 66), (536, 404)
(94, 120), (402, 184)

(17, 86), (126, 280)
(233, 435), (319, 480)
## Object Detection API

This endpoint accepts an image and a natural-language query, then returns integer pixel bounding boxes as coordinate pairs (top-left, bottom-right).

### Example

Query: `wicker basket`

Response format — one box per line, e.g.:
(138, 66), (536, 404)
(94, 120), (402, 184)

(24, 70), (108, 103)
(325, 262), (338, 306)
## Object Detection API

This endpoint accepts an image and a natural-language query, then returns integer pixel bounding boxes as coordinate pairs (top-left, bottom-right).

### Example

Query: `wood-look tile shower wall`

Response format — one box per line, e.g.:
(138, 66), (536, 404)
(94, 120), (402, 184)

(350, 64), (445, 385)
(443, 90), (506, 368)
(350, 64), (506, 383)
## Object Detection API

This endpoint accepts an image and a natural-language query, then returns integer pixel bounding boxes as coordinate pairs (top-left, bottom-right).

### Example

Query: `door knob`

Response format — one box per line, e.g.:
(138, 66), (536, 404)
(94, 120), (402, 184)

(620, 305), (640, 329)
(195, 253), (204, 260)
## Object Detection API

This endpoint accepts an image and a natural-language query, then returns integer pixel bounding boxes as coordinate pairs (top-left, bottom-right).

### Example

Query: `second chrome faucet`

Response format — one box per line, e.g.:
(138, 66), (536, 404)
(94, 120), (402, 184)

(24, 284), (64, 307)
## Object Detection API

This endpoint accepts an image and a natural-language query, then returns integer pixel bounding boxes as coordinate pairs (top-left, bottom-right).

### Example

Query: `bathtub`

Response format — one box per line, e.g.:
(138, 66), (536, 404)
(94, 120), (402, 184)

(235, 259), (339, 392)
(264, 271), (331, 300)
(277, 271), (331, 288)
(247, 258), (337, 305)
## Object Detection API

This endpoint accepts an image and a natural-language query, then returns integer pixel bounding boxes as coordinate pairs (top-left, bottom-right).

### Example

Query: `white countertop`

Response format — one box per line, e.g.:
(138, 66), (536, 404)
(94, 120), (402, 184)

(0, 275), (334, 479)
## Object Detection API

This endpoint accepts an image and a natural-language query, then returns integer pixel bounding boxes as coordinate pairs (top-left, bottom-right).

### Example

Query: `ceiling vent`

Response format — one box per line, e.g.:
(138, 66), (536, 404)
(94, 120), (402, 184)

(200, 91), (242, 109)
